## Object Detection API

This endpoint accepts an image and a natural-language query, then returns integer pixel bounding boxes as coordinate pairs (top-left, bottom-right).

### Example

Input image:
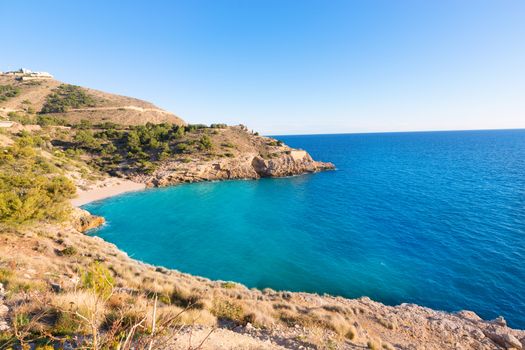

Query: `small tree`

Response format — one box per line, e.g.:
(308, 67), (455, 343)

(199, 135), (213, 150)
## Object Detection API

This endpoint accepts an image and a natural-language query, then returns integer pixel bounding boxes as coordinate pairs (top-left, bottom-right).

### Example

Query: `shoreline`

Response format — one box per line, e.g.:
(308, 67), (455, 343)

(71, 178), (146, 206)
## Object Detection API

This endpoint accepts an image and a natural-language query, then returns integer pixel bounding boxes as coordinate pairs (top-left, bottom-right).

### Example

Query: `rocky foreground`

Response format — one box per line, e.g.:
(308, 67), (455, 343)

(0, 213), (524, 349)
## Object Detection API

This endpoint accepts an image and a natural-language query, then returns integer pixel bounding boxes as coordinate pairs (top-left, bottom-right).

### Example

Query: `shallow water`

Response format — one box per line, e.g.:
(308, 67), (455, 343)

(84, 129), (525, 328)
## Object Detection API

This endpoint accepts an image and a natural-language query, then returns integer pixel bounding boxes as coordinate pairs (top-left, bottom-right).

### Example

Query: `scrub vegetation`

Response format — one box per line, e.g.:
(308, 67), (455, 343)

(0, 85), (20, 102)
(0, 135), (76, 225)
(40, 84), (96, 114)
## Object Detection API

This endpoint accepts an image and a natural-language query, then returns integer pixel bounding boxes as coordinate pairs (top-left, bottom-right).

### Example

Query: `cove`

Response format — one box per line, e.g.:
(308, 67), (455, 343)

(84, 130), (525, 328)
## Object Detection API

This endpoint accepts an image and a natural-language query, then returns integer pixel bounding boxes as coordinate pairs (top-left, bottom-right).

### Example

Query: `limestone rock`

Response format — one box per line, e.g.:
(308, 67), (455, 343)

(457, 310), (482, 322)
(485, 328), (522, 349)
(71, 208), (105, 232)
(0, 304), (8, 317)
(140, 150), (334, 187)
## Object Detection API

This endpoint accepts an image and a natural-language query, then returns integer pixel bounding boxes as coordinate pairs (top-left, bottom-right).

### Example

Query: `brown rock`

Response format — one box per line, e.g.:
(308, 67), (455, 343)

(72, 208), (105, 232)
(485, 328), (523, 349)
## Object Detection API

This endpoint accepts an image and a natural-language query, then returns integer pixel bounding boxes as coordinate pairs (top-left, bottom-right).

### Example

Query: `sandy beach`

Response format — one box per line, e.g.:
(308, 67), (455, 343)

(71, 178), (146, 206)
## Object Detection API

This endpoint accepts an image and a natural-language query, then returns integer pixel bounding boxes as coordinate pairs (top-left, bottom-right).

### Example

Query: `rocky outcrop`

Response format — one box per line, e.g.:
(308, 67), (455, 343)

(71, 208), (106, 232)
(134, 150), (335, 187)
(251, 150), (333, 177)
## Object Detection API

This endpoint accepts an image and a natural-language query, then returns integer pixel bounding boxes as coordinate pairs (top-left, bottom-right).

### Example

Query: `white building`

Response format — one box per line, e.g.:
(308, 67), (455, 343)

(1, 68), (53, 80)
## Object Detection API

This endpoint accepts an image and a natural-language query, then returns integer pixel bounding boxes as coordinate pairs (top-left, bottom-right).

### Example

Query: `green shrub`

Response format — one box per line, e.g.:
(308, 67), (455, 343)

(7, 111), (34, 125)
(199, 135), (213, 150)
(81, 262), (114, 298)
(0, 268), (13, 284)
(210, 123), (227, 129)
(221, 282), (236, 289)
(40, 84), (95, 113)
(73, 130), (102, 150)
(36, 114), (66, 126)
(15, 313), (30, 328)
(268, 140), (284, 147)
(53, 311), (81, 336)
(96, 121), (121, 130)
(211, 299), (247, 325)
(185, 124), (208, 132)
(0, 85), (20, 102)
(59, 246), (77, 256)
(75, 119), (93, 129)
(0, 144), (76, 225)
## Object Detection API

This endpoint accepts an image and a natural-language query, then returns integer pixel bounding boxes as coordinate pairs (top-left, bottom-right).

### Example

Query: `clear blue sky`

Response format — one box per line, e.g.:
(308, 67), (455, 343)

(1, 1), (524, 135)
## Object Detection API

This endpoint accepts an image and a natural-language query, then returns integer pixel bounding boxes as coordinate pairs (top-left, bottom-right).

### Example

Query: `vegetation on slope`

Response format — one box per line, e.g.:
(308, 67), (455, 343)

(0, 116), (282, 212)
(40, 84), (96, 114)
(49, 122), (257, 176)
(0, 85), (20, 102)
(0, 133), (76, 225)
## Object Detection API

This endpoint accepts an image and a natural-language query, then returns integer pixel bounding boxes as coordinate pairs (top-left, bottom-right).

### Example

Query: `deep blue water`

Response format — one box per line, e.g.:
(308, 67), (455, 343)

(84, 130), (525, 328)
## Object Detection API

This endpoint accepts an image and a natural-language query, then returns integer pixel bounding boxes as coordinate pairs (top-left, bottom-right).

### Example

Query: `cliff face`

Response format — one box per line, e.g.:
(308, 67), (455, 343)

(133, 149), (334, 186)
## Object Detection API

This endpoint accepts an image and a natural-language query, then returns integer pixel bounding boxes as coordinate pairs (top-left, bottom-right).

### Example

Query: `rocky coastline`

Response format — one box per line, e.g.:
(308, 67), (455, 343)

(131, 149), (335, 187)
(1, 74), (523, 349)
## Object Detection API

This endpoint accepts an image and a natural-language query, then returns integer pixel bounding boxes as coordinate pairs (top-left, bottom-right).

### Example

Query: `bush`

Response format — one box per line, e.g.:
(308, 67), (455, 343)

(36, 114), (66, 126)
(96, 121), (121, 130)
(40, 84), (96, 113)
(0, 143), (76, 225)
(185, 124), (208, 132)
(7, 111), (34, 125)
(210, 123), (227, 129)
(0, 84), (20, 102)
(221, 282), (237, 289)
(75, 119), (93, 129)
(199, 135), (213, 150)
(81, 262), (114, 299)
(74, 130), (102, 150)
(170, 286), (204, 309)
(211, 299), (247, 325)
(268, 140), (283, 147)
(0, 268), (13, 284)
(59, 246), (78, 256)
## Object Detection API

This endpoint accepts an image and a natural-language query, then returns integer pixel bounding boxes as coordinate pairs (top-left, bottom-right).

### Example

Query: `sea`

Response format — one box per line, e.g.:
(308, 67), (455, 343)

(84, 129), (525, 328)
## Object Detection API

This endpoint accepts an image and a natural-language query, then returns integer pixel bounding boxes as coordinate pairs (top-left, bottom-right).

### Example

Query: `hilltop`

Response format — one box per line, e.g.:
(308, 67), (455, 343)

(0, 72), (523, 350)
(0, 72), (184, 126)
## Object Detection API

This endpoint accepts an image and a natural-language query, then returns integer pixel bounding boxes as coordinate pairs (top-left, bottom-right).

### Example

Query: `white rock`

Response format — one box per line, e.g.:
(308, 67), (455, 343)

(0, 321), (10, 331)
(0, 304), (8, 316)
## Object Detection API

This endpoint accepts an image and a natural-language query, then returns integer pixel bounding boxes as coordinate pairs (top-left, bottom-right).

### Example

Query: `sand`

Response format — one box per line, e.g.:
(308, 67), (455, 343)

(71, 178), (146, 206)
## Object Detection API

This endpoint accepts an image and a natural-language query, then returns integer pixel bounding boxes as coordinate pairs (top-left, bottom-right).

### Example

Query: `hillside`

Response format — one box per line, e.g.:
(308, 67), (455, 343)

(0, 75), (184, 126)
(0, 74), (523, 350)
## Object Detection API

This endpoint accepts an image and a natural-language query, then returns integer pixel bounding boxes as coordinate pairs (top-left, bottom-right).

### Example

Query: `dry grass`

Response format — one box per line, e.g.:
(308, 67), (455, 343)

(0, 218), (493, 350)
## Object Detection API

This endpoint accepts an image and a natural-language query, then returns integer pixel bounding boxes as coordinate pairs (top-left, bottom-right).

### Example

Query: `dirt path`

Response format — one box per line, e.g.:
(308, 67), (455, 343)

(69, 105), (174, 114)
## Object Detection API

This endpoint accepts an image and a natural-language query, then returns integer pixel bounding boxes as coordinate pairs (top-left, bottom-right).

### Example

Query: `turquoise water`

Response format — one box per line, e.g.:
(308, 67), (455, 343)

(84, 130), (525, 328)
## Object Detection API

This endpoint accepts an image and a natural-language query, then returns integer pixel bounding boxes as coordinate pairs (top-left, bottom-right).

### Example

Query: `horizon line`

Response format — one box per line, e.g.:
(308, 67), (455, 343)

(268, 127), (525, 137)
